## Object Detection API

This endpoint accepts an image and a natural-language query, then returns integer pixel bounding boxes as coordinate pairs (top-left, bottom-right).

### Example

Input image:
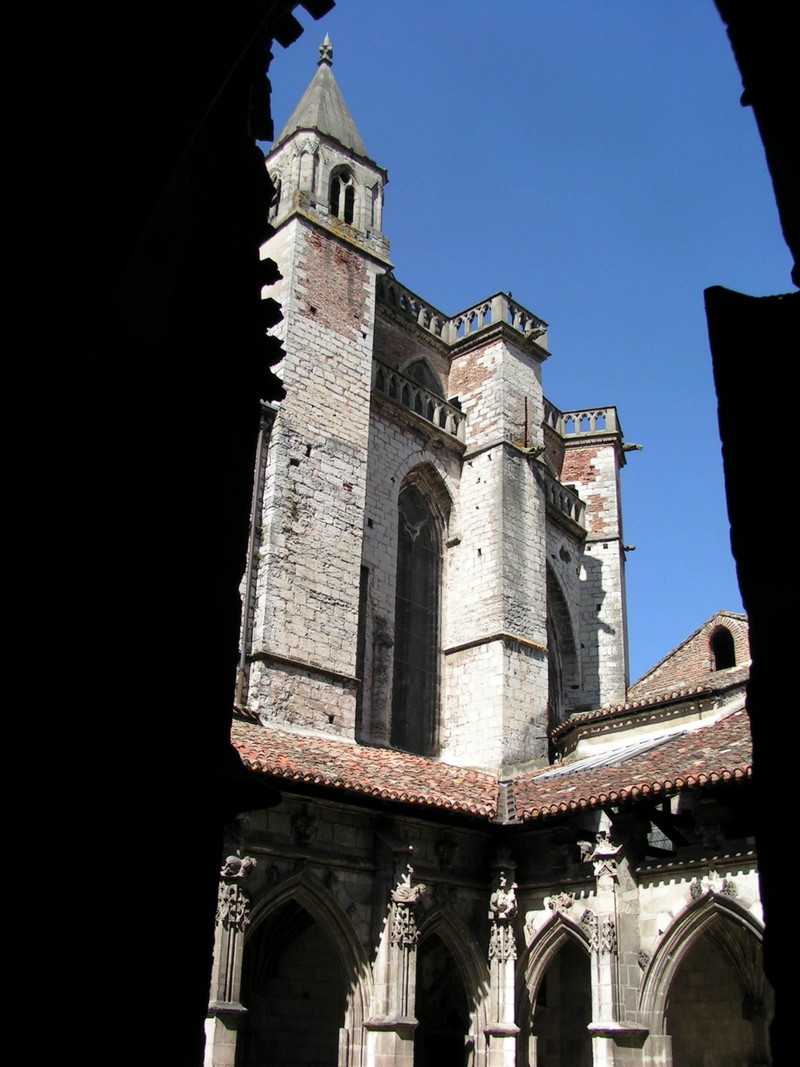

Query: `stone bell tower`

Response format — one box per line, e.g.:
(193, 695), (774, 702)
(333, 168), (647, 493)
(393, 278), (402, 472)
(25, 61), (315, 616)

(241, 37), (391, 735)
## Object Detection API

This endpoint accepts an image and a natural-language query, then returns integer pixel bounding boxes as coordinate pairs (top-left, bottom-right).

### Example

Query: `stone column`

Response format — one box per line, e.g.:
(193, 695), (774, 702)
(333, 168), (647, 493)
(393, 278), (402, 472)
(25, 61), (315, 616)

(205, 852), (257, 1067)
(485, 853), (519, 1067)
(584, 826), (645, 1066)
(365, 854), (427, 1067)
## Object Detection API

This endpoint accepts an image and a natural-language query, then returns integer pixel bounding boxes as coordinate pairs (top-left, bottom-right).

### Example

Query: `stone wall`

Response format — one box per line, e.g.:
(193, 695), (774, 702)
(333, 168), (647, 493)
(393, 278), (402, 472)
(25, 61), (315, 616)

(247, 215), (379, 735)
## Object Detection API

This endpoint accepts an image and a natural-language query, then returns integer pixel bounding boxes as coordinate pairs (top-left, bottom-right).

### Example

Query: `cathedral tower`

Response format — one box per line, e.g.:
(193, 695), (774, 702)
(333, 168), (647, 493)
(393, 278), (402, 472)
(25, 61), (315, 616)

(242, 37), (391, 735)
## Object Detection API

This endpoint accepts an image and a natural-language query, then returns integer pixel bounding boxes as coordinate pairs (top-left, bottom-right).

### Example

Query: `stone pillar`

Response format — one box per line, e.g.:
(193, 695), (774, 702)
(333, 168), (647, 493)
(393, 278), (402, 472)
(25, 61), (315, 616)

(485, 853), (519, 1067)
(584, 825), (647, 1066)
(365, 855), (427, 1067)
(205, 852), (257, 1067)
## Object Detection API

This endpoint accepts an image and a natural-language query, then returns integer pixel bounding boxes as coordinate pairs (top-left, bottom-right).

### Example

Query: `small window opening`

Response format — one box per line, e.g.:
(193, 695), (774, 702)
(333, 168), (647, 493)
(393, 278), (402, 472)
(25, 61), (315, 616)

(710, 627), (736, 670)
(329, 168), (355, 225)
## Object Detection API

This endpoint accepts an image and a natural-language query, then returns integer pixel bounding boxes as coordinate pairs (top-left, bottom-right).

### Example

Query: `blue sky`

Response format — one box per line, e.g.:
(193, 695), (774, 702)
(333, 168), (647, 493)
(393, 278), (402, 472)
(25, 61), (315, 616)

(263, 1), (793, 683)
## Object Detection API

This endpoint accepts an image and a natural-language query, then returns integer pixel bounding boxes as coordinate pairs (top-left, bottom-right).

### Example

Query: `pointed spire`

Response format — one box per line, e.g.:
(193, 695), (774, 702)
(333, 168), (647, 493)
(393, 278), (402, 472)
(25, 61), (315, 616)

(272, 38), (369, 159)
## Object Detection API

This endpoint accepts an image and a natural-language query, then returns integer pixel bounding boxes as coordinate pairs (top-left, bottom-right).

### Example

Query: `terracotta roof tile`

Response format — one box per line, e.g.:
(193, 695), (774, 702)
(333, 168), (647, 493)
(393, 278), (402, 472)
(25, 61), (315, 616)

(550, 671), (749, 741)
(231, 721), (499, 818)
(232, 710), (752, 824)
(512, 709), (752, 821)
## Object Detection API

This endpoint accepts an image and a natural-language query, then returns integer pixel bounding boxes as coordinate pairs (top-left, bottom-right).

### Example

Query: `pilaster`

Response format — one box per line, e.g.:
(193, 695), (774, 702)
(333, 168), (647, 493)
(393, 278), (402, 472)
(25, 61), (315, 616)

(365, 852), (427, 1067)
(485, 853), (520, 1067)
(584, 823), (647, 1065)
(205, 852), (257, 1067)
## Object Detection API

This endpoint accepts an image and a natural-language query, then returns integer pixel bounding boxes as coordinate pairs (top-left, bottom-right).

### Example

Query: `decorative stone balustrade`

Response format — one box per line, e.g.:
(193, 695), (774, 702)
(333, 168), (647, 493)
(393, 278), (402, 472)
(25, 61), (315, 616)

(544, 399), (619, 438)
(372, 360), (467, 442)
(376, 276), (548, 349)
(543, 469), (586, 530)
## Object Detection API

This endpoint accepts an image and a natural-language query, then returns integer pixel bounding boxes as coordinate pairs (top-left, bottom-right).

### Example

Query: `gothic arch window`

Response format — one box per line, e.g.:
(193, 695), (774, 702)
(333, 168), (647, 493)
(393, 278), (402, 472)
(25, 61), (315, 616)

(329, 166), (356, 225)
(391, 480), (442, 755)
(546, 565), (579, 758)
(710, 626), (736, 670)
(404, 359), (444, 398)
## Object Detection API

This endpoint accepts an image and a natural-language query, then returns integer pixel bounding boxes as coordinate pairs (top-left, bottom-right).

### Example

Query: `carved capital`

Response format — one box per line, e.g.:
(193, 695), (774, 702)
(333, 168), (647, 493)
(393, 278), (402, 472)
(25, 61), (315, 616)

(389, 859), (427, 947)
(216, 851), (257, 933)
(581, 909), (617, 954)
(390, 901), (420, 947)
(488, 922), (517, 962)
(216, 882), (252, 933)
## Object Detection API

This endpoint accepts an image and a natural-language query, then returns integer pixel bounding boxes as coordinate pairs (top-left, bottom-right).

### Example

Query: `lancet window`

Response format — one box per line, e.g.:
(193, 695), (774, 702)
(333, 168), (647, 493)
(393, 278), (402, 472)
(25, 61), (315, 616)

(391, 481), (441, 755)
(330, 167), (356, 225)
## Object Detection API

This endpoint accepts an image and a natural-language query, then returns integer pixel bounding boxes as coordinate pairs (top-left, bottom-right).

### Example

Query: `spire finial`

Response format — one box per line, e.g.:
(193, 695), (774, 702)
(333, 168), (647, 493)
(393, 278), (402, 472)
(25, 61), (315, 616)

(318, 34), (333, 66)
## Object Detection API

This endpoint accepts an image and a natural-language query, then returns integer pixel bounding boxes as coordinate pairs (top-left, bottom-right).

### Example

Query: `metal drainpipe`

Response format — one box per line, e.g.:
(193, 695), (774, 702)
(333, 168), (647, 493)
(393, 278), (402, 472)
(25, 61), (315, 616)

(235, 399), (279, 707)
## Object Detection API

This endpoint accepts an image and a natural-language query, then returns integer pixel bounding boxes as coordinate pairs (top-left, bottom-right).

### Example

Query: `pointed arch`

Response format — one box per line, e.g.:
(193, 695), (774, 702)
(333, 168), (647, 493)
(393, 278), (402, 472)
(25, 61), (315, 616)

(391, 468), (445, 755)
(546, 562), (580, 737)
(638, 890), (764, 1037)
(402, 358), (445, 399)
(329, 164), (357, 224)
(519, 910), (592, 1007)
(245, 871), (373, 1056)
(417, 908), (490, 1066)
(517, 912), (593, 1067)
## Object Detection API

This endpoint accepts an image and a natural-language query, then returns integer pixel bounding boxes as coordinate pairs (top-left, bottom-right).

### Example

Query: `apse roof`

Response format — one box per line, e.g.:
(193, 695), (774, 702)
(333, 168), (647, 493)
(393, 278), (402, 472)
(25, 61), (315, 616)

(272, 35), (370, 159)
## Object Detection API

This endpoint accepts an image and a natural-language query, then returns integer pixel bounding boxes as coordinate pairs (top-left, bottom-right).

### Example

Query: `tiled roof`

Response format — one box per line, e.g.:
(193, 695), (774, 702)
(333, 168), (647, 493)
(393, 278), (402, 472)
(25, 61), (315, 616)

(549, 672), (749, 742)
(512, 709), (752, 821)
(231, 720), (498, 818)
(231, 710), (752, 825)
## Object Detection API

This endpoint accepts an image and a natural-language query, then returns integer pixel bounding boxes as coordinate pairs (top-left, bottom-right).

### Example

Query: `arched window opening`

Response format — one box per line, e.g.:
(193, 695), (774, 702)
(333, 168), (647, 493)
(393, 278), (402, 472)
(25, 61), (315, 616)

(391, 482), (441, 755)
(547, 616), (564, 758)
(405, 359), (444, 398)
(239, 901), (349, 1067)
(710, 626), (736, 670)
(329, 168), (355, 225)
(528, 941), (592, 1067)
(414, 934), (471, 1067)
(546, 567), (580, 753)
